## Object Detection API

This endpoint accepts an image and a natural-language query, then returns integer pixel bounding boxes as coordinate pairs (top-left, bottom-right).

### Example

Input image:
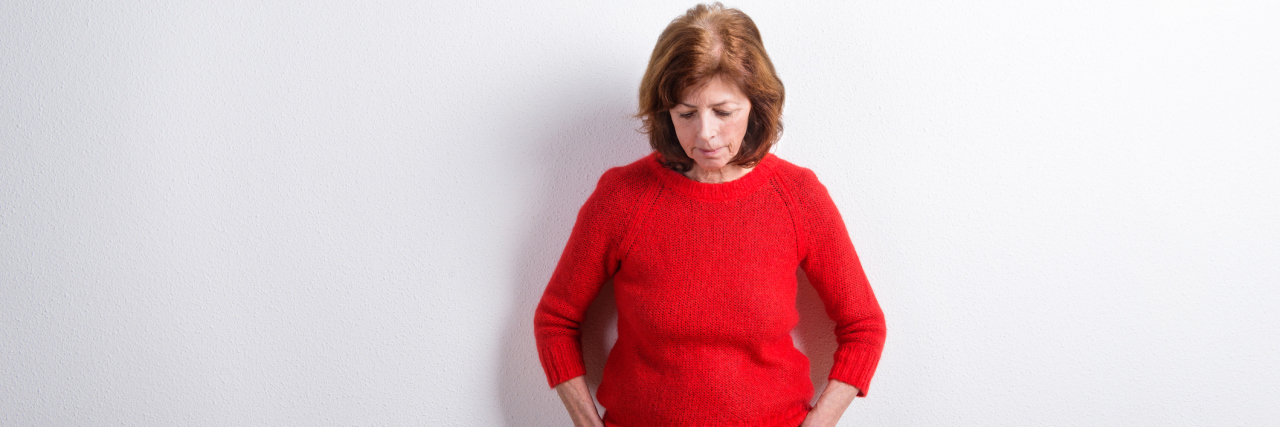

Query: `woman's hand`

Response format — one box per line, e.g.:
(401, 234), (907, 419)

(554, 376), (604, 427)
(799, 379), (860, 427)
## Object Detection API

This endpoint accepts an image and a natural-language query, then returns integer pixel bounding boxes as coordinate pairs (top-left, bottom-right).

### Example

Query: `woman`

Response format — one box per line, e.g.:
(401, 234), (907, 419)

(534, 3), (886, 426)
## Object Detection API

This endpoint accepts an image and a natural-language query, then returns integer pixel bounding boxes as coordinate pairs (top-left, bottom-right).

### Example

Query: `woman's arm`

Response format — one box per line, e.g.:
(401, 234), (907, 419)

(554, 376), (604, 427)
(800, 379), (861, 427)
(535, 168), (636, 388)
(791, 168), (887, 397)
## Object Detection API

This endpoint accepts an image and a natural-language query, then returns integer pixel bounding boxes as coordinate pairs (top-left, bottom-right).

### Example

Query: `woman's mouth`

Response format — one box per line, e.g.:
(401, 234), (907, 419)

(698, 147), (722, 156)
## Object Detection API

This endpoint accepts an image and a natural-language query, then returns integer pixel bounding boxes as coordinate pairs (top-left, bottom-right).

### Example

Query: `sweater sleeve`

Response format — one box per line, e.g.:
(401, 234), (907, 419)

(533, 168), (639, 388)
(793, 169), (887, 397)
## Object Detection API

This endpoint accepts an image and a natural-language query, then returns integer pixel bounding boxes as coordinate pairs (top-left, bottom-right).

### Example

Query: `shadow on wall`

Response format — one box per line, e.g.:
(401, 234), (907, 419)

(495, 76), (839, 425)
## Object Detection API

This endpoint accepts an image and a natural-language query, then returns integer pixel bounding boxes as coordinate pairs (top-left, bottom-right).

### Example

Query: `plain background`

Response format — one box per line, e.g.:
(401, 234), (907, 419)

(3, 1), (1278, 425)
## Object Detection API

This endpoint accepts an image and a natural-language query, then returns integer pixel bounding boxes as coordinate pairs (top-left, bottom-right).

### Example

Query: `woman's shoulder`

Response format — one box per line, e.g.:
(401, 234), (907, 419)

(764, 153), (824, 191)
(594, 152), (663, 193)
(604, 152), (661, 182)
(579, 153), (663, 215)
(765, 155), (846, 239)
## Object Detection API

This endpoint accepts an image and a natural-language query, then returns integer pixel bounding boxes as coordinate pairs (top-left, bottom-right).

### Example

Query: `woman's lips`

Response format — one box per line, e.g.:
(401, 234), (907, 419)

(698, 147), (722, 156)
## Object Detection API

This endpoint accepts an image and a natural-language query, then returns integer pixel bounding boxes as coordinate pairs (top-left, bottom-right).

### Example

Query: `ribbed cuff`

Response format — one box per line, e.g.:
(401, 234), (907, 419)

(828, 344), (883, 397)
(537, 336), (587, 388)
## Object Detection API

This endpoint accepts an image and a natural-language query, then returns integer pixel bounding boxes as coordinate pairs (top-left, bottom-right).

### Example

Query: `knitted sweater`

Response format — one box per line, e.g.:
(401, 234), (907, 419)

(534, 152), (886, 427)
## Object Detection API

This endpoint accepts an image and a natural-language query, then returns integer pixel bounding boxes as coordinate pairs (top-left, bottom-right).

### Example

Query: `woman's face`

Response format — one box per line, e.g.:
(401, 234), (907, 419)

(669, 75), (752, 173)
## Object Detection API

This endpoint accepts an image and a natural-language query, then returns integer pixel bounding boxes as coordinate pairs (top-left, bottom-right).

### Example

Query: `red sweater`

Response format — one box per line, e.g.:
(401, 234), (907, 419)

(534, 152), (886, 426)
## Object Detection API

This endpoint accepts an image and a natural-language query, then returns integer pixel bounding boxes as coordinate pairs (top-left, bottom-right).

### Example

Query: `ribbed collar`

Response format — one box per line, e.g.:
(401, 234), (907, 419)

(645, 151), (779, 201)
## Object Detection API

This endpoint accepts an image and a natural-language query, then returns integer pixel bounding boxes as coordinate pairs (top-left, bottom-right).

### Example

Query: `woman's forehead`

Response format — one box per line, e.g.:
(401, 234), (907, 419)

(678, 76), (748, 106)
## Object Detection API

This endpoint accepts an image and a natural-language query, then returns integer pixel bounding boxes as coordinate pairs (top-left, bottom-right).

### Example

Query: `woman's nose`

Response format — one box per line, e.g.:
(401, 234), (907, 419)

(697, 114), (718, 144)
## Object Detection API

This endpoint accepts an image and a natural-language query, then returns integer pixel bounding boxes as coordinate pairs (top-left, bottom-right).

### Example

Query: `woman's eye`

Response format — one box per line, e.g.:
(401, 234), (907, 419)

(716, 110), (732, 117)
(678, 112), (695, 119)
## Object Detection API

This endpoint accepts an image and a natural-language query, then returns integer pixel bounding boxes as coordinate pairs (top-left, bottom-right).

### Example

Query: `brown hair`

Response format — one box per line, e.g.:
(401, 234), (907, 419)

(638, 2), (785, 172)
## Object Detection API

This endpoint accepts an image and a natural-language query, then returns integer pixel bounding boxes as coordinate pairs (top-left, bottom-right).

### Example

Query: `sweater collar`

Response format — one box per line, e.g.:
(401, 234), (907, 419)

(645, 151), (778, 201)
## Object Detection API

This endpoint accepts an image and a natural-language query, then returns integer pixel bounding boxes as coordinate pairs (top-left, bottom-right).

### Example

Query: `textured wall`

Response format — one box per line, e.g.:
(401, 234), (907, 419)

(3, 1), (1278, 425)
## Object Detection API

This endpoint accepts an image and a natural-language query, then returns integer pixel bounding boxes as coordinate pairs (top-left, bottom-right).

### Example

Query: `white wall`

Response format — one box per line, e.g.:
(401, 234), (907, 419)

(3, 1), (1278, 425)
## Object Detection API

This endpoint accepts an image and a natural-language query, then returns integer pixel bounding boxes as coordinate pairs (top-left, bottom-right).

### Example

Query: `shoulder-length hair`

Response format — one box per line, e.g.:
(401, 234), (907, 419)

(638, 2), (785, 172)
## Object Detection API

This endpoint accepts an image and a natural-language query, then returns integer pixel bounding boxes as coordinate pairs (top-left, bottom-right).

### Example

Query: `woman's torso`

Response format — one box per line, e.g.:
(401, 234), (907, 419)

(596, 153), (814, 427)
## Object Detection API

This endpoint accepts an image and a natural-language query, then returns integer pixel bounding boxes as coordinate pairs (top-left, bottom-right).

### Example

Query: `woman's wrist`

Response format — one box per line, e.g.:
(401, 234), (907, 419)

(554, 376), (604, 427)
(800, 379), (860, 427)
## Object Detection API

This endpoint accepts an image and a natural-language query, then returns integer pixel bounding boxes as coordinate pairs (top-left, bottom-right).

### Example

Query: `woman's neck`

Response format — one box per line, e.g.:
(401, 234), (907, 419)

(684, 164), (754, 184)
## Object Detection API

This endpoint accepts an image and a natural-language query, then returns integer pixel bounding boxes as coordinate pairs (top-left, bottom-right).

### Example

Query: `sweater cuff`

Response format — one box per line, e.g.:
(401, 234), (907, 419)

(537, 336), (587, 388)
(828, 343), (883, 397)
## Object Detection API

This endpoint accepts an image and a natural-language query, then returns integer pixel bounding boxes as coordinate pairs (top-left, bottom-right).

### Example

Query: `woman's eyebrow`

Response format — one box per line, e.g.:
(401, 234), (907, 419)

(678, 101), (738, 108)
